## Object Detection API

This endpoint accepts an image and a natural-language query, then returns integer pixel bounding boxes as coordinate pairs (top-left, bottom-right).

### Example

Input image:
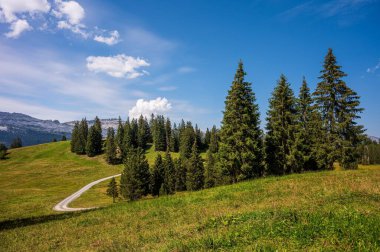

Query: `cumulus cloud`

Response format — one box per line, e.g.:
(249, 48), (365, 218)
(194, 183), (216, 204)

(94, 30), (120, 45)
(5, 19), (32, 38)
(86, 54), (150, 79)
(0, 0), (118, 42)
(129, 97), (172, 119)
(0, 0), (50, 22)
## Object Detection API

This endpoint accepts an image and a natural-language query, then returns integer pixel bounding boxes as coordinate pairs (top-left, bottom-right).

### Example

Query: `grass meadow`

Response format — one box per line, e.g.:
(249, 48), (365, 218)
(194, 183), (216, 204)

(0, 142), (379, 251)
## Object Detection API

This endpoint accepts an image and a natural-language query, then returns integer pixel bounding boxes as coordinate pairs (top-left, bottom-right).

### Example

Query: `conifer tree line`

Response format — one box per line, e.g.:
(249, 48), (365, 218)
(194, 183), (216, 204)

(73, 48), (372, 202)
(359, 137), (380, 165)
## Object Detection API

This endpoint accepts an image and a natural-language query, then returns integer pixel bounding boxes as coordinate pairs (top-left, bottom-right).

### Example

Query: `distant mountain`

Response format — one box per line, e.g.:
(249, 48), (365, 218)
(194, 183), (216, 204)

(368, 136), (380, 143)
(0, 112), (122, 147)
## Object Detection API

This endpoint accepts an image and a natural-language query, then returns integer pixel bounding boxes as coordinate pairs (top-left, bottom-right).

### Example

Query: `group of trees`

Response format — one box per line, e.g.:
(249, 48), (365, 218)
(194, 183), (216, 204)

(74, 48), (369, 202)
(70, 117), (103, 157)
(359, 138), (380, 165)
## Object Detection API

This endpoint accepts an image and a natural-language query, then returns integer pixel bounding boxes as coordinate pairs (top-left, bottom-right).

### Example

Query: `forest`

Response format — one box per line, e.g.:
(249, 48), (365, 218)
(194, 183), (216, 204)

(69, 48), (378, 201)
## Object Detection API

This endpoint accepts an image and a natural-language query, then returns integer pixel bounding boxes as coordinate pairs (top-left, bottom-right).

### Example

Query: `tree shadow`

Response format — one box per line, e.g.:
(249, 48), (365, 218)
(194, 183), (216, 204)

(0, 209), (96, 231)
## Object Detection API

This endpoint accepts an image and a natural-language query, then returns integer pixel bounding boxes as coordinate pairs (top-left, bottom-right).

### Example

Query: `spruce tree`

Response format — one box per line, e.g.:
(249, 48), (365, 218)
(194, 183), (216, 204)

(106, 177), (119, 203)
(163, 151), (176, 194)
(186, 140), (204, 191)
(153, 115), (166, 151)
(179, 122), (195, 159)
(170, 123), (180, 152)
(174, 158), (187, 191)
(219, 61), (264, 182)
(292, 78), (319, 172)
(70, 121), (79, 153)
(314, 48), (364, 169)
(105, 127), (117, 164)
(130, 119), (139, 148)
(86, 126), (97, 157)
(209, 125), (219, 153)
(265, 74), (298, 175)
(93, 116), (103, 155)
(165, 118), (172, 150)
(204, 128), (211, 149)
(204, 150), (218, 188)
(116, 116), (124, 153)
(77, 118), (88, 154)
(61, 135), (67, 141)
(137, 115), (150, 149)
(151, 154), (164, 196)
(120, 148), (151, 201)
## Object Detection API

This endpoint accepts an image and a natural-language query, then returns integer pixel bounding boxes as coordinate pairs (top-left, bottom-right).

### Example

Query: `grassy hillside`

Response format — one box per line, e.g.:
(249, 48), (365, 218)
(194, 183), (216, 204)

(1, 143), (379, 251)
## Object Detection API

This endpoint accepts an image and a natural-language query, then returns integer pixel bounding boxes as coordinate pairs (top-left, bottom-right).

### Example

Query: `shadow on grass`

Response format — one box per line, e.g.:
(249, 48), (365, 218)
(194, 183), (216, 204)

(0, 209), (96, 231)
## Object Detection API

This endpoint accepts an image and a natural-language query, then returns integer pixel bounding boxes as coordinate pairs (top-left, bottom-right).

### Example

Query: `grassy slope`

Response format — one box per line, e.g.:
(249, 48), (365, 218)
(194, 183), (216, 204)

(0, 143), (379, 251)
(0, 141), (122, 221)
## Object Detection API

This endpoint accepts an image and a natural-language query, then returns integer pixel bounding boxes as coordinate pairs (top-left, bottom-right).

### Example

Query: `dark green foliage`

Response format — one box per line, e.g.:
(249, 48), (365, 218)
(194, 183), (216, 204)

(175, 158), (187, 191)
(204, 128), (211, 149)
(151, 154), (164, 196)
(76, 118), (88, 154)
(116, 117), (124, 153)
(61, 135), (67, 141)
(292, 78), (319, 172)
(120, 148), (151, 201)
(106, 177), (119, 203)
(204, 150), (218, 188)
(153, 115), (167, 151)
(86, 126), (97, 157)
(163, 151), (176, 194)
(359, 138), (380, 164)
(105, 127), (118, 164)
(186, 140), (204, 191)
(52, 138), (57, 142)
(122, 119), (133, 156)
(180, 121), (195, 159)
(209, 126), (219, 153)
(170, 123), (180, 152)
(195, 124), (203, 150)
(219, 61), (264, 182)
(10, 137), (22, 149)
(70, 121), (79, 153)
(137, 115), (150, 149)
(165, 118), (172, 150)
(130, 119), (138, 148)
(265, 74), (298, 175)
(0, 143), (7, 160)
(314, 48), (364, 169)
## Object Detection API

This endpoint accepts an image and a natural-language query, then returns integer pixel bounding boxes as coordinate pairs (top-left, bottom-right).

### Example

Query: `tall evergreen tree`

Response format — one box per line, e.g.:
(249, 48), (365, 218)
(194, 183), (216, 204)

(165, 118), (172, 150)
(77, 118), (88, 154)
(186, 140), (204, 190)
(120, 148), (151, 201)
(151, 154), (164, 196)
(116, 116), (124, 153)
(204, 128), (211, 149)
(163, 151), (176, 194)
(122, 119), (133, 157)
(137, 115), (150, 149)
(265, 74), (298, 175)
(314, 48), (364, 169)
(105, 127), (117, 164)
(153, 115), (167, 151)
(209, 125), (219, 153)
(93, 116), (103, 155)
(219, 61), (264, 182)
(130, 119), (139, 148)
(106, 177), (119, 203)
(170, 123), (180, 152)
(70, 121), (79, 153)
(174, 158), (187, 191)
(292, 78), (319, 172)
(86, 125), (97, 157)
(179, 122), (195, 159)
(204, 150), (218, 188)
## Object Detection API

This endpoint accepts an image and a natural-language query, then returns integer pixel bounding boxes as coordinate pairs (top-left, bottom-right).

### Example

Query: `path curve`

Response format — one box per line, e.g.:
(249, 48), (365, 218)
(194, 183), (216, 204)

(53, 174), (121, 212)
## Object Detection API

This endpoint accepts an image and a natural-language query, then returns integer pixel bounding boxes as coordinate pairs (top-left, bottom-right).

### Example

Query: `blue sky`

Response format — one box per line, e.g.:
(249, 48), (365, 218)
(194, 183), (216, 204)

(0, 0), (379, 136)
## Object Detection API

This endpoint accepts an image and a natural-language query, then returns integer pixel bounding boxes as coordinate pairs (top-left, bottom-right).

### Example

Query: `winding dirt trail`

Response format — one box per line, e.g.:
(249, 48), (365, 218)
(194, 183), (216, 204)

(53, 174), (121, 212)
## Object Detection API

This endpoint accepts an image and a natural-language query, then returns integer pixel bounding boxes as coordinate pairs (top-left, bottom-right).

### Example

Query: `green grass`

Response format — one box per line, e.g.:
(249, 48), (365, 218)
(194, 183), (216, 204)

(1, 143), (379, 251)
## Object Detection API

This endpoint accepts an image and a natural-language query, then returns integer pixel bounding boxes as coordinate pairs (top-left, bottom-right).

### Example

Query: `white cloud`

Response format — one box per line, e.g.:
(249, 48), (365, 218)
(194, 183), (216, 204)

(129, 97), (172, 119)
(5, 19), (32, 38)
(54, 0), (84, 25)
(94, 30), (120, 45)
(0, 0), (50, 22)
(367, 60), (380, 73)
(86, 54), (150, 79)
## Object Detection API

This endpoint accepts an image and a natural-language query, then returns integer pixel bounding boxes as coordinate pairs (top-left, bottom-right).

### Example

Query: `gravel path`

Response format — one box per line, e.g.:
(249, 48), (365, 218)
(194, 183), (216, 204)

(53, 174), (121, 212)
